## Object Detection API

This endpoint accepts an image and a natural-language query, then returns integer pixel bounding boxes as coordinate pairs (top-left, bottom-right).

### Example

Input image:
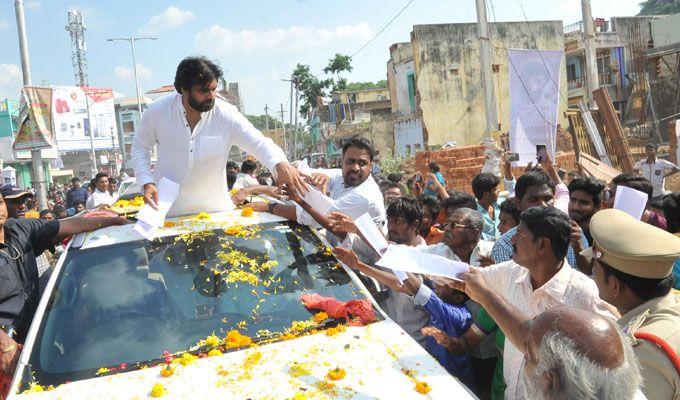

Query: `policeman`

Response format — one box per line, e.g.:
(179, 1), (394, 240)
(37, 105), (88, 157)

(583, 208), (680, 400)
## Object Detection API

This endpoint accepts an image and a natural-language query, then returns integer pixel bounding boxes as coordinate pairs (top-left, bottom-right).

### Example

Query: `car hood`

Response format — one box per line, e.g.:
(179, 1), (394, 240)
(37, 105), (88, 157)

(11, 320), (476, 399)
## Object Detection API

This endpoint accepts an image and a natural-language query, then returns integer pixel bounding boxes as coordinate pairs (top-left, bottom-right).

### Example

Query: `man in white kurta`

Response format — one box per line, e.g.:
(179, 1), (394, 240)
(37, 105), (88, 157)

(131, 56), (305, 217)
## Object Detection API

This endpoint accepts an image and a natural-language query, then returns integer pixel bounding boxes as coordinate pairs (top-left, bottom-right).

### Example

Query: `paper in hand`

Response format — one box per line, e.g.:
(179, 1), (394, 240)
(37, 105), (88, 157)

(133, 177), (180, 239)
(613, 185), (647, 220)
(354, 213), (388, 256)
(376, 244), (470, 281)
(301, 186), (335, 215)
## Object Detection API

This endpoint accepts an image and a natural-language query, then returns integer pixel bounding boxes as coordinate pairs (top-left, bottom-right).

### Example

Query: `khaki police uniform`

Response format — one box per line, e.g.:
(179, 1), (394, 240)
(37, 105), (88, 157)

(583, 209), (680, 400)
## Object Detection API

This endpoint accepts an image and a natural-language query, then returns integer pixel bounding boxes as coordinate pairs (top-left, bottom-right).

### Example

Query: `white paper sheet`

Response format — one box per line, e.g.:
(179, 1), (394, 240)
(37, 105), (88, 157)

(354, 213), (388, 256)
(614, 185), (647, 220)
(376, 245), (470, 281)
(133, 177), (181, 239)
(301, 186), (335, 215)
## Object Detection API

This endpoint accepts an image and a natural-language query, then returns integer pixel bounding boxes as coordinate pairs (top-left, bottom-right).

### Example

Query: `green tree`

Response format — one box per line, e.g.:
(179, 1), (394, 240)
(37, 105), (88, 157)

(345, 80), (388, 91)
(293, 63), (331, 117)
(638, 0), (680, 14)
(246, 114), (279, 131)
(324, 54), (353, 92)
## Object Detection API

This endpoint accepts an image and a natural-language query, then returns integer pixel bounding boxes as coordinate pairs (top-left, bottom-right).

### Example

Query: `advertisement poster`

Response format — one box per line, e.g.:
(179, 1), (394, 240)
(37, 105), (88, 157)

(13, 86), (55, 150)
(51, 86), (119, 152)
(509, 49), (563, 166)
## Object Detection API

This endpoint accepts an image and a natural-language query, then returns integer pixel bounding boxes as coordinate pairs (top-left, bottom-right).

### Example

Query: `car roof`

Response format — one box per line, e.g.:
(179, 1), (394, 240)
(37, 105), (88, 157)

(74, 210), (289, 250)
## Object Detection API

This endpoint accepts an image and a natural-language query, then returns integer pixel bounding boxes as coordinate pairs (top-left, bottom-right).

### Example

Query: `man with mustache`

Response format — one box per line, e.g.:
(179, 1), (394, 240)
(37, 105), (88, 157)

(131, 56), (306, 217)
(567, 176), (604, 247)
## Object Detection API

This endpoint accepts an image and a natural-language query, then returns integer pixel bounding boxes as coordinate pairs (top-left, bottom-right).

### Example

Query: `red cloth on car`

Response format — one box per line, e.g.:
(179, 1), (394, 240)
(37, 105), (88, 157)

(300, 293), (376, 326)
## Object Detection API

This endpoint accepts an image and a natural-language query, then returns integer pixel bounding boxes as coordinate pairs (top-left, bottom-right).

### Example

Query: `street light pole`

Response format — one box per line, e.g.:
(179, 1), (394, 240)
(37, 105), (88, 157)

(14, 0), (48, 209)
(106, 37), (155, 169)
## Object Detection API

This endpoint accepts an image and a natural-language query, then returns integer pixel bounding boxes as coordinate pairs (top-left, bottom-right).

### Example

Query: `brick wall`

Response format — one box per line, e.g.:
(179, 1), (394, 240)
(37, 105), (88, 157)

(414, 145), (577, 194)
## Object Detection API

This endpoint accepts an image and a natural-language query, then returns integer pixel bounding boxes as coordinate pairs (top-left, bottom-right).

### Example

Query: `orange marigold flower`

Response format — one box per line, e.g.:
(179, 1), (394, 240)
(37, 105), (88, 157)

(313, 312), (329, 324)
(414, 380), (431, 394)
(163, 221), (176, 228)
(225, 330), (253, 348)
(241, 207), (254, 217)
(326, 367), (346, 381)
(159, 365), (175, 377)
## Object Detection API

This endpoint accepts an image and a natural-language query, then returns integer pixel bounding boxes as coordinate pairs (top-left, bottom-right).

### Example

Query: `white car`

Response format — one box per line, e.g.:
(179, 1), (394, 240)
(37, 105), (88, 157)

(9, 211), (477, 399)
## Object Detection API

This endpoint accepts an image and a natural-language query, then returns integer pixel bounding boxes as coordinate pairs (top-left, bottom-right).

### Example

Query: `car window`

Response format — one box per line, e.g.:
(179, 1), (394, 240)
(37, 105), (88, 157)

(26, 221), (376, 386)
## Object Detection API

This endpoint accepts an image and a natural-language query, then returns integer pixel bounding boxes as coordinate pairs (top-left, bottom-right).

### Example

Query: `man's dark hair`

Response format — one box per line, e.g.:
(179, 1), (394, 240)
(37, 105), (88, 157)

(499, 199), (521, 223)
(417, 194), (440, 219)
(241, 160), (257, 174)
(663, 193), (680, 233)
(387, 173), (402, 183)
(442, 191), (477, 213)
(568, 177), (605, 206)
(385, 181), (404, 194)
(71, 177), (80, 183)
(174, 56), (224, 93)
(39, 209), (53, 218)
(471, 173), (501, 201)
(515, 169), (555, 201)
(94, 172), (109, 184)
(428, 162), (440, 173)
(227, 172), (237, 190)
(520, 206), (571, 261)
(74, 200), (86, 208)
(600, 261), (674, 301)
(612, 173), (653, 201)
(387, 196), (423, 226)
(342, 136), (375, 161)
(227, 161), (238, 169)
(109, 177), (117, 185)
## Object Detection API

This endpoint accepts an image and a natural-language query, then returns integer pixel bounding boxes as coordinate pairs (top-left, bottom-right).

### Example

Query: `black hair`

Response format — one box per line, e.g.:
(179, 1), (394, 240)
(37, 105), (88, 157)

(441, 191), (477, 213)
(227, 161), (238, 169)
(386, 196), (424, 226)
(612, 173), (653, 201)
(385, 181), (405, 194)
(663, 193), (680, 233)
(520, 206), (571, 261)
(109, 177), (116, 185)
(71, 177), (80, 183)
(74, 200), (86, 208)
(227, 172), (237, 190)
(241, 160), (257, 174)
(417, 194), (441, 219)
(471, 173), (501, 201)
(428, 162), (440, 173)
(174, 56), (224, 93)
(342, 136), (375, 161)
(600, 260), (674, 301)
(568, 177), (605, 206)
(515, 169), (554, 201)
(94, 172), (109, 184)
(39, 209), (53, 218)
(387, 173), (402, 183)
(499, 199), (521, 224)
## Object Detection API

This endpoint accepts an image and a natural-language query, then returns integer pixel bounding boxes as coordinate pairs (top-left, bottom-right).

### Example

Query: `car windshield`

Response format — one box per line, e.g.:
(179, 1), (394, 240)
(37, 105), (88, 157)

(26, 221), (376, 386)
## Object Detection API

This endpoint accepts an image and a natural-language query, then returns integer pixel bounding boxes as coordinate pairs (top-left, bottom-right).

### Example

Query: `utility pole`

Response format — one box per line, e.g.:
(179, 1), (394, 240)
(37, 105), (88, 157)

(294, 78), (299, 158)
(106, 37), (157, 116)
(279, 103), (288, 158)
(475, 0), (499, 135)
(14, 0), (48, 209)
(264, 104), (270, 131)
(582, 0), (599, 106)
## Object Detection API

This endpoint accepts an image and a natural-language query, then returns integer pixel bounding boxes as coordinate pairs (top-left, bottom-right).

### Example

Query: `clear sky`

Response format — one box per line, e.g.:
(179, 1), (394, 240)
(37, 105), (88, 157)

(0, 0), (641, 117)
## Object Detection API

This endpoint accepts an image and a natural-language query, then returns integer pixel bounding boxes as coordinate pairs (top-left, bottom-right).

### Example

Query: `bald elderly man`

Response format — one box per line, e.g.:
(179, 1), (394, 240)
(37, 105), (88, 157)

(451, 272), (645, 399)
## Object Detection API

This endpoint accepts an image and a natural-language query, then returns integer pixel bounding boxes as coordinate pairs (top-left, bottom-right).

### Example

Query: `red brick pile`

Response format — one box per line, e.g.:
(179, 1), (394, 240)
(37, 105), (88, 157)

(414, 145), (577, 195)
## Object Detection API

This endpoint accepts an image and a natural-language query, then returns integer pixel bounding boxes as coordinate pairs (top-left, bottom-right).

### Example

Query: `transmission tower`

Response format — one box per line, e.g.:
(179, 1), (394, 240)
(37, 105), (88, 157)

(65, 10), (88, 86)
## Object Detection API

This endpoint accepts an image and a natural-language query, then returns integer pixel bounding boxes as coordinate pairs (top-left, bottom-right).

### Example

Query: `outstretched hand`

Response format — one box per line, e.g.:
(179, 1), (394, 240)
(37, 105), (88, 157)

(445, 267), (489, 303)
(332, 246), (360, 270)
(143, 183), (159, 210)
(276, 162), (309, 199)
(421, 326), (458, 352)
(327, 212), (358, 236)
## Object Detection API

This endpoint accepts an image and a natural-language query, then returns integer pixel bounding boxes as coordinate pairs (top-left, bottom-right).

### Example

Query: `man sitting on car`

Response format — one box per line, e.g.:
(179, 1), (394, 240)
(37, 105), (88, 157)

(0, 193), (129, 375)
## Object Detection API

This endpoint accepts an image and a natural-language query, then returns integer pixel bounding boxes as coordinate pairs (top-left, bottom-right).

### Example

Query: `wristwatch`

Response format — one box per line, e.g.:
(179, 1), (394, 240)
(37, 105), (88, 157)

(268, 202), (276, 214)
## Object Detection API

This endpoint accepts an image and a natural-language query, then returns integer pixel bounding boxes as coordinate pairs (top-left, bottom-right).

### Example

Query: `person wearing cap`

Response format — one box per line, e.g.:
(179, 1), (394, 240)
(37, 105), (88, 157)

(584, 208), (680, 400)
(0, 186), (33, 220)
(65, 177), (88, 209)
(633, 143), (679, 200)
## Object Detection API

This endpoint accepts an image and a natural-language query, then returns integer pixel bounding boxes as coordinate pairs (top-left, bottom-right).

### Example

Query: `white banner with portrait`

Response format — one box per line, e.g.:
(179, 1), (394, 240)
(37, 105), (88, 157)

(509, 49), (563, 166)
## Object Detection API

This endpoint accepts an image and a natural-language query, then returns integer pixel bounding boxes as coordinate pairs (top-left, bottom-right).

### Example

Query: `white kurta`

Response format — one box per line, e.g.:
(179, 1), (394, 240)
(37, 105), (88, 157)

(86, 189), (115, 210)
(131, 93), (287, 217)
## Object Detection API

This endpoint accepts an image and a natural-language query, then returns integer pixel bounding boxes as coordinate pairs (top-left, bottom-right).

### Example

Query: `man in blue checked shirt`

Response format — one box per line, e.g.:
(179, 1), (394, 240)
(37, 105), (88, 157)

(333, 247), (476, 391)
(471, 172), (504, 241)
(490, 169), (590, 272)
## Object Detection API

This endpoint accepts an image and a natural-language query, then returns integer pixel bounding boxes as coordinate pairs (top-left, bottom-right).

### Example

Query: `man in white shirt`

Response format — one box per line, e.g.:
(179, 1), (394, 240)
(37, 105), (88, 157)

(86, 173), (116, 210)
(131, 56), (306, 217)
(451, 206), (618, 400)
(633, 143), (680, 199)
(232, 159), (260, 190)
(251, 136), (386, 244)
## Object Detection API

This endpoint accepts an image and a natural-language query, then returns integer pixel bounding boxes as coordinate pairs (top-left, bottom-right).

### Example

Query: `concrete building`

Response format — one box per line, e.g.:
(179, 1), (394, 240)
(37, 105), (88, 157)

(564, 16), (663, 113)
(387, 21), (567, 149)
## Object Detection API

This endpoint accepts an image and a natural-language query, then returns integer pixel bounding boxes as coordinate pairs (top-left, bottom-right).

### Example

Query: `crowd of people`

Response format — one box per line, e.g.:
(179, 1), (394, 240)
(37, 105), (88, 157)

(234, 136), (680, 400)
